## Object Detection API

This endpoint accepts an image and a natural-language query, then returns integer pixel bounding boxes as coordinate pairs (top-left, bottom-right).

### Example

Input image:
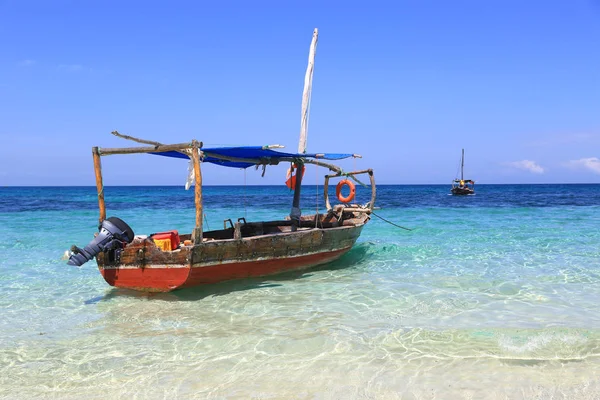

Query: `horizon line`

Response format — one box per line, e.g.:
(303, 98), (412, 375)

(2, 183), (600, 188)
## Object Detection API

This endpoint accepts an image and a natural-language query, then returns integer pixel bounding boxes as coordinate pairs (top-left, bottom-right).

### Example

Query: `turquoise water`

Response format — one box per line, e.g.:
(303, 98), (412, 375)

(1, 184), (600, 399)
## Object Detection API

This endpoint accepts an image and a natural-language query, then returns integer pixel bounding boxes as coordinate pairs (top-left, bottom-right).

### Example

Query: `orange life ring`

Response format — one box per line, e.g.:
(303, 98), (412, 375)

(336, 179), (356, 203)
(285, 164), (305, 189)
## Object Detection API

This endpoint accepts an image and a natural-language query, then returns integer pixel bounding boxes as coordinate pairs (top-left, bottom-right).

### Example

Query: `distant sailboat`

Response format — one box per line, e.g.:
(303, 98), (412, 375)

(451, 149), (475, 195)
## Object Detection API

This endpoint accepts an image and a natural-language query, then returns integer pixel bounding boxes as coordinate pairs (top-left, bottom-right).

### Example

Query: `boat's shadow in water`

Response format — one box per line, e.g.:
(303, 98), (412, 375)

(91, 244), (371, 303)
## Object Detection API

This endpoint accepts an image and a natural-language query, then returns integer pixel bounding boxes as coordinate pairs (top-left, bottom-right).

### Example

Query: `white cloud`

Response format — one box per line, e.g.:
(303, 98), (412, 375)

(505, 160), (544, 174)
(17, 59), (35, 67)
(566, 157), (600, 175)
(58, 64), (83, 72)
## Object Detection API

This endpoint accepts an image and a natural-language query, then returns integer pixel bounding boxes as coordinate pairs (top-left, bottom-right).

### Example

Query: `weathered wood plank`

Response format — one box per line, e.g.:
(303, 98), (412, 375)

(191, 140), (203, 243)
(98, 142), (197, 156)
(92, 147), (106, 223)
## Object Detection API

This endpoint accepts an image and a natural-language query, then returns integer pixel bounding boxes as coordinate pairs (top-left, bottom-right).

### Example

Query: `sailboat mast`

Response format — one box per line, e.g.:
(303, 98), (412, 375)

(291, 29), (318, 231)
(461, 148), (464, 181)
(298, 28), (318, 154)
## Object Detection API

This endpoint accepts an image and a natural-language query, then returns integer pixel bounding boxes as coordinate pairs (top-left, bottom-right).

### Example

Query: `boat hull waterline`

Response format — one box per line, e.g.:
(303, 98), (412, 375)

(97, 216), (366, 292)
(450, 187), (475, 195)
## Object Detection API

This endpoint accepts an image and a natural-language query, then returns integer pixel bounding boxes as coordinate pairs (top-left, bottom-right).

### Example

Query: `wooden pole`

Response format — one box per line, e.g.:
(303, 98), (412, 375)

(368, 170), (376, 210)
(290, 161), (304, 232)
(110, 131), (192, 157)
(92, 147), (106, 223)
(323, 175), (332, 211)
(98, 142), (196, 156)
(303, 158), (341, 173)
(111, 130), (163, 146)
(324, 168), (372, 178)
(191, 140), (203, 243)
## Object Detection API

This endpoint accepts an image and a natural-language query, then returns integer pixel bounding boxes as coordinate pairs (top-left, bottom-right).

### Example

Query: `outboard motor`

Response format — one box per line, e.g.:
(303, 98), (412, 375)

(67, 217), (135, 266)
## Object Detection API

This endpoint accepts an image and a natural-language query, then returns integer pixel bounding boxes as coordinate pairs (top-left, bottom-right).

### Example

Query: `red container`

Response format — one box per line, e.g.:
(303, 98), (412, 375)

(152, 230), (180, 251)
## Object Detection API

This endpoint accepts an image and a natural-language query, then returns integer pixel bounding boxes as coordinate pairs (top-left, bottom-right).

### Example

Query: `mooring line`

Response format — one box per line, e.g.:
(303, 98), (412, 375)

(371, 211), (414, 231)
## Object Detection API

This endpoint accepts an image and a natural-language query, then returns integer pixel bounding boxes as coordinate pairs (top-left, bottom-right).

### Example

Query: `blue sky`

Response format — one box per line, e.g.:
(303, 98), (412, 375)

(1, 0), (599, 186)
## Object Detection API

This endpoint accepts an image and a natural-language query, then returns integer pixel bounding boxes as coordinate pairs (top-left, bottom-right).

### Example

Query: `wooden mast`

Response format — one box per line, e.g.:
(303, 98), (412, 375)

(191, 140), (203, 243)
(291, 28), (318, 231)
(92, 147), (106, 223)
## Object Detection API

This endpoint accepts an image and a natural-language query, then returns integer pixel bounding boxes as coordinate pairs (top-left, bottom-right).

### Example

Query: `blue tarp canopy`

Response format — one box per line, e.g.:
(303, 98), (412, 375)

(153, 146), (353, 169)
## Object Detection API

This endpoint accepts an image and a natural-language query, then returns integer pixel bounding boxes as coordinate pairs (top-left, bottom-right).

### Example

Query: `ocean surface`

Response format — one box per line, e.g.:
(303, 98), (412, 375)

(1, 184), (600, 399)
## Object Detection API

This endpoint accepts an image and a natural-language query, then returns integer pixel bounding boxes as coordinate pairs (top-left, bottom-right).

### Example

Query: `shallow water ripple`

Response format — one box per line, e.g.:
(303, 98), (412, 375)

(2, 185), (600, 398)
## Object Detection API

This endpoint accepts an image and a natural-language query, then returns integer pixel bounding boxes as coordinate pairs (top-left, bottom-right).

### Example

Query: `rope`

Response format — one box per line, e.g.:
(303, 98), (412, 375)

(315, 163), (319, 227)
(243, 168), (247, 219)
(454, 154), (461, 181)
(371, 211), (413, 231)
(203, 212), (210, 231)
(349, 156), (367, 188)
(350, 174), (369, 188)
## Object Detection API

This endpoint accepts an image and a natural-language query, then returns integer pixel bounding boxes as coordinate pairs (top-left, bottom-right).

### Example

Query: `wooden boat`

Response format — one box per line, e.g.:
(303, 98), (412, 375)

(451, 148), (475, 195)
(65, 29), (377, 292)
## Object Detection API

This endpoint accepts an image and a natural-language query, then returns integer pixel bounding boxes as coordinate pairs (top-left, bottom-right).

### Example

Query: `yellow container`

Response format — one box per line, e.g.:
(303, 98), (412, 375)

(153, 238), (172, 251)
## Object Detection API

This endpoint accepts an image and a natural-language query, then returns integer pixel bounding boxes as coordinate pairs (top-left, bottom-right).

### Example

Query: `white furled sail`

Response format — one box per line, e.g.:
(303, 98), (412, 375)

(298, 28), (318, 154)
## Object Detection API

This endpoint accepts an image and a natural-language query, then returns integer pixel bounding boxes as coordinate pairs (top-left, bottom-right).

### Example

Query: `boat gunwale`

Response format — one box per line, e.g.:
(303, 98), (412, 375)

(98, 214), (368, 268)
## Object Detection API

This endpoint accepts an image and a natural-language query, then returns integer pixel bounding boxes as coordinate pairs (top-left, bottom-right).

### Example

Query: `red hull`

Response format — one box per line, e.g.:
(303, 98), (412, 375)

(100, 246), (351, 292)
(97, 212), (368, 292)
(183, 246), (349, 287)
(100, 265), (190, 292)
